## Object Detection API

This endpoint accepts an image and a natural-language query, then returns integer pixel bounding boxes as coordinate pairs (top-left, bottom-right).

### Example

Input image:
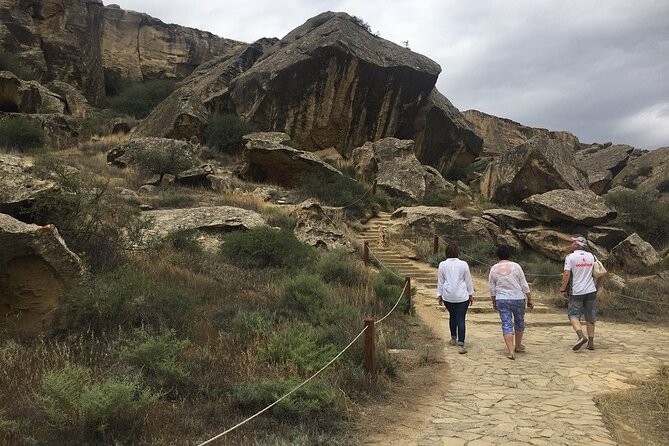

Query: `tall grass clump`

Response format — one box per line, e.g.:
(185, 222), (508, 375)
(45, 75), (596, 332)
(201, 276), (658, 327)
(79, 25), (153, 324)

(204, 113), (255, 154)
(372, 269), (411, 313)
(221, 226), (315, 269)
(262, 323), (338, 375)
(102, 78), (176, 119)
(298, 174), (378, 217)
(0, 117), (44, 151)
(34, 364), (156, 443)
(605, 189), (669, 247)
(315, 248), (368, 287)
(598, 280), (669, 322)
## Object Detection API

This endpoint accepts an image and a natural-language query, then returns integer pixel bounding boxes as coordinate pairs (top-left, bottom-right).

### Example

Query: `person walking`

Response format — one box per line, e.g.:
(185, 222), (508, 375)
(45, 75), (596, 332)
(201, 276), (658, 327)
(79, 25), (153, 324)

(488, 245), (533, 360)
(437, 243), (474, 354)
(561, 235), (602, 351)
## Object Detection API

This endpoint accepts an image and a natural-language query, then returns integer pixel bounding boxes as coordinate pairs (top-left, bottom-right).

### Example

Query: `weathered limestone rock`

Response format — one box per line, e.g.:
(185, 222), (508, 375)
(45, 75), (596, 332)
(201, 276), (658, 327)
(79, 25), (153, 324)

(516, 227), (572, 261)
(240, 132), (343, 187)
(522, 190), (617, 226)
(0, 213), (84, 331)
(101, 5), (245, 81)
(47, 80), (91, 118)
(575, 144), (634, 194)
(107, 137), (199, 169)
(480, 137), (589, 205)
(423, 165), (456, 193)
(586, 226), (628, 250)
(176, 164), (216, 187)
(109, 117), (134, 134)
(387, 206), (493, 246)
(290, 199), (351, 251)
(314, 147), (344, 165)
(482, 209), (536, 230)
(463, 109), (581, 156)
(131, 87), (209, 140)
(611, 233), (661, 271)
(141, 206), (266, 241)
(0, 71), (64, 114)
(0, 154), (57, 217)
(611, 147), (669, 201)
(0, 0), (106, 102)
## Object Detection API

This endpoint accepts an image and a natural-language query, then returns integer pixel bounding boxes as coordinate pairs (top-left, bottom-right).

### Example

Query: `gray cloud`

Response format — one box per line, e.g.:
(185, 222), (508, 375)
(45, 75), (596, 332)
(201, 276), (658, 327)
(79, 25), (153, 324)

(111, 0), (669, 149)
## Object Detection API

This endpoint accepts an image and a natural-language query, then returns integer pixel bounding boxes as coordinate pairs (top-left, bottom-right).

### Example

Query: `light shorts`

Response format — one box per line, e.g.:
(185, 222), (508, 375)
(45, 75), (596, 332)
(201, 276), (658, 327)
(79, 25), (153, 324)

(567, 292), (597, 323)
(496, 299), (526, 335)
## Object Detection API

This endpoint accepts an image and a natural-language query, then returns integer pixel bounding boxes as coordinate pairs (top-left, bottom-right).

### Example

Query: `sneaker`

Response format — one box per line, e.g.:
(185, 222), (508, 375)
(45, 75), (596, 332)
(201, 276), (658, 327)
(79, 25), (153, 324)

(587, 342), (594, 350)
(449, 338), (457, 346)
(514, 344), (526, 353)
(458, 345), (467, 354)
(572, 337), (588, 351)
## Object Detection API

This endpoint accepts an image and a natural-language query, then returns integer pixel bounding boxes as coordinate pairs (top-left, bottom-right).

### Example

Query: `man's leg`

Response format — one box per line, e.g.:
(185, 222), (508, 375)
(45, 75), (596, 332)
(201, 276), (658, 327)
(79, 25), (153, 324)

(584, 292), (597, 350)
(568, 295), (588, 350)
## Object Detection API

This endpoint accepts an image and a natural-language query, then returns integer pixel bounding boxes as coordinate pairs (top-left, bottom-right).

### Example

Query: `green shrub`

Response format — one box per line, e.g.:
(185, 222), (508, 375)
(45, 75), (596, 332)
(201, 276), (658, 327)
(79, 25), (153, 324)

(204, 113), (255, 154)
(165, 230), (202, 254)
(129, 144), (197, 182)
(298, 174), (378, 217)
(264, 207), (297, 230)
(422, 189), (455, 206)
(0, 50), (35, 80)
(103, 68), (133, 97)
(262, 324), (338, 375)
(221, 226), (315, 269)
(372, 269), (410, 312)
(315, 248), (367, 287)
(35, 365), (156, 441)
(231, 379), (344, 421)
(605, 189), (669, 246)
(0, 117), (44, 151)
(460, 239), (497, 268)
(657, 179), (669, 193)
(119, 330), (191, 389)
(103, 79), (176, 118)
(283, 272), (334, 314)
(224, 310), (275, 347)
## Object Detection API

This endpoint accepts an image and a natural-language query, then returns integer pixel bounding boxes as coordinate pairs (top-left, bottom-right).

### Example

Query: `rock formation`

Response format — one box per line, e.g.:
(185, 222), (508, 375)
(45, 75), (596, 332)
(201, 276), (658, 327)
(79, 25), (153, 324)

(522, 189), (617, 226)
(290, 199), (352, 251)
(107, 137), (200, 170)
(0, 71), (64, 114)
(612, 233), (661, 271)
(0, 153), (57, 218)
(611, 147), (669, 201)
(575, 144), (633, 194)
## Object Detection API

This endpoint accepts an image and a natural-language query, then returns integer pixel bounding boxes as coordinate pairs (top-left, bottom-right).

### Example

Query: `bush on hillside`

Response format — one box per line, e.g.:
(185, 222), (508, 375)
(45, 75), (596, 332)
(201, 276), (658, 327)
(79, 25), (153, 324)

(298, 174), (378, 217)
(315, 248), (368, 287)
(204, 113), (255, 154)
(605, 189), (669, 246)
(129, 143), (197, 182)
(102, 79), (176, 118)
(0, 117), (44, 151)
(220, 226), (315, 269)
(262, 323), (338, 375)
(372, 269), (411, 313)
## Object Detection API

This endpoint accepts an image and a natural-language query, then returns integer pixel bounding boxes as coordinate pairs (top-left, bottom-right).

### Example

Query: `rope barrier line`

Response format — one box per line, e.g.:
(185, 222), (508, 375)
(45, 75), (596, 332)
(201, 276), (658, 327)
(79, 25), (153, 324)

(604, 289), (669, 306)
(376, 280), (410, 324)
(368, 248), (406, 281)
(339, 181), (376, 209)
(197, 326), (368, 446)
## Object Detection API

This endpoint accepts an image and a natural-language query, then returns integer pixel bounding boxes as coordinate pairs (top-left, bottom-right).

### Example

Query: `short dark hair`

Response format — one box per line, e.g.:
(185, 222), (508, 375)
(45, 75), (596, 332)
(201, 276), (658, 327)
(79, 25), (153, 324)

(497, 245), (510, 260)
(445, 243), (459, 258)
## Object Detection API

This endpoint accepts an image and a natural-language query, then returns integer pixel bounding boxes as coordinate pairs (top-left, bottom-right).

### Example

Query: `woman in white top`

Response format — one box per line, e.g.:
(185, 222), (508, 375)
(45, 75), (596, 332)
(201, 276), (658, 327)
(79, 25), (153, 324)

(488, 245), (533, 360)
(437, 243), (474, 354)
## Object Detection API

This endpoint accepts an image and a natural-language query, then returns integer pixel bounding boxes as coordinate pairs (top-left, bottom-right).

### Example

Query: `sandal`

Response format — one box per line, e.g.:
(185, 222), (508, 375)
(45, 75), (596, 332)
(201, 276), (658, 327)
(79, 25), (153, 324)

(507, 353), (515, 360)
(514, 344), (526, 353)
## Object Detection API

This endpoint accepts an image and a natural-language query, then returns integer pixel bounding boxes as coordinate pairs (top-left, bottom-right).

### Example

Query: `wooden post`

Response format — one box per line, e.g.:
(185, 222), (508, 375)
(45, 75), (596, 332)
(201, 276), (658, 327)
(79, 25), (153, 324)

(433, 234), (439, 255)
(363, 242), (369, 266)
(364, 319), (375, 373)
(404, 277), (412, 314)
(372, 179), (377, 195)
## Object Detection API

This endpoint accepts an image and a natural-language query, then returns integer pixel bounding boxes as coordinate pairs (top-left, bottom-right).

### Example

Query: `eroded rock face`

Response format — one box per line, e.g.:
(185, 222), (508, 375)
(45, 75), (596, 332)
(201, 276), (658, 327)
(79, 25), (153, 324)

(575, 144), (634, 194)
(611, 147), (669, 201)
(0, 0), (106, 102)
(611, 233), (661, 271)
(240, 132), (343, 187)
(290, 199), (351, 251)
(0, 213), (84, 331)
(0, 71), (64, 113)
(47, 80), (91, 118)
(522, 189), (617, 226)
(516, 227), (572, 261)
(463, 109), (581, 156)
(0, 154), (57, 217)
(107, 137), (199, 169)
(480, 137), (589, 205)
(101, 5), (245, 81)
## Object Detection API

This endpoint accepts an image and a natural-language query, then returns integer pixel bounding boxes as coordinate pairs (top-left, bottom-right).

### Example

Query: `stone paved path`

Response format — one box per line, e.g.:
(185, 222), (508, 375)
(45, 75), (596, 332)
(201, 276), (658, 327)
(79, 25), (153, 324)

(360, 214), (669, 445)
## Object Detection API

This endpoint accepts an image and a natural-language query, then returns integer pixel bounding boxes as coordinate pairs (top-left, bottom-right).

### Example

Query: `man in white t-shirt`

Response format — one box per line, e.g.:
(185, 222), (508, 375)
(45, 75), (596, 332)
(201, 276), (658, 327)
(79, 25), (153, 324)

(560, 235), (602, 351)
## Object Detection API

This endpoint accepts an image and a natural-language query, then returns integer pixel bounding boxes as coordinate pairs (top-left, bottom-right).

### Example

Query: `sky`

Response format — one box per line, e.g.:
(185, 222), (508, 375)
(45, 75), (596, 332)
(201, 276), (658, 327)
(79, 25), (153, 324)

(109, 0), (669, 150)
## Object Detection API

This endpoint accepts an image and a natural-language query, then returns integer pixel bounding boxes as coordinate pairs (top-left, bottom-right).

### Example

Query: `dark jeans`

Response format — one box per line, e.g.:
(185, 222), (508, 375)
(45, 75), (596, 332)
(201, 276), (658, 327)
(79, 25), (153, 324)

(444, 300), (469, 344)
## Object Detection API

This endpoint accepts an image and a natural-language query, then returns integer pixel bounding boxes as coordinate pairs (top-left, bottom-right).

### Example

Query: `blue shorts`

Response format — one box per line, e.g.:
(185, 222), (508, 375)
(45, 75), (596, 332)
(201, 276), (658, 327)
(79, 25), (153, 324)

(497, 299), (526, 335)
(568, 292), (597, 323)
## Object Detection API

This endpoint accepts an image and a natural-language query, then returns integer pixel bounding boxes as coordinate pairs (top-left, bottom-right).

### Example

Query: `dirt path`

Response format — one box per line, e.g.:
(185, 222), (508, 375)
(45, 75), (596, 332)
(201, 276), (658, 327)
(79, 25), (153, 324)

(356, 216), (669, 445)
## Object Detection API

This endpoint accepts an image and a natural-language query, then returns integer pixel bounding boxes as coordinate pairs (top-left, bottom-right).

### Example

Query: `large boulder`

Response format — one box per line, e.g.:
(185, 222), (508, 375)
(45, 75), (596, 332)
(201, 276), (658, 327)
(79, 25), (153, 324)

(480, 137), (589, 205)
(2, 113), (81, 149)
(611, 233), (661, 271)
(107, 137), (199, 169)
(521, 189), (617, 226)
(611, 147), (669, 201)
(0, 153), (57, 217)
(47, 80), (91, 118)
(0, 71), (65, 113)
(240, 132), (343, 187)
(290, 199), (351, 251)
(575, 144), (634, 194)
(101, 4), (245, 81)
(0, 213), (84, 331)
(463, 109), (580, 156)
(515, 227), (573, 261)
(586, 226), (628, 250)
(481, 209), (536, 230)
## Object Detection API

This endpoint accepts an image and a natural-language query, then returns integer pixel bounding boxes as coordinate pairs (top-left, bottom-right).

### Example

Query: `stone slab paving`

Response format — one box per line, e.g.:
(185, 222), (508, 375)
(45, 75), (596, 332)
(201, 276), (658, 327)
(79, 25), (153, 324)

(402, 293), (669, 446)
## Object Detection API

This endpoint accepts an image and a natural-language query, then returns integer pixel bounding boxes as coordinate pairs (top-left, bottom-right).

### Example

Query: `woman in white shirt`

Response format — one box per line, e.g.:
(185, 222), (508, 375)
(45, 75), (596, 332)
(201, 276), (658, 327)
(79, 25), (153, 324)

(437, 243), (474, 354)
(488, 245), (533, 360)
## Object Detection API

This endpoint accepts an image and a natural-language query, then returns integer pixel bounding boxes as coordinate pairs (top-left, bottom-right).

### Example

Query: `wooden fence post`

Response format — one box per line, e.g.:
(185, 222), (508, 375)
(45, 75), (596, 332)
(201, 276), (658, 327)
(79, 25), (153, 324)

(363, 242), (369, 266)
(433, 234), (439, 255)
(364, 319), (375, 373)
(404, 277), (412, 314)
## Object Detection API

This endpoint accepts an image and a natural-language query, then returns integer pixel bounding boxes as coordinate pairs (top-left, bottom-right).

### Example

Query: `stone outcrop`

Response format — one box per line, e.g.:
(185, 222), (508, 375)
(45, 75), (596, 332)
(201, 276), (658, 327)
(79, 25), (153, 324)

(522, 189), (617, 226)
(106, 137), (199, 169)
(290, 199), (351, 251)
(575, 144), (634, 194)
(1, 113), (82, 149)
(131, 87), (209, 140)
(480, 137), (589, 205)
(515, 227), (572, 261)
(0, 0), (106, 102)
(47, 80), (91, 118)
(611, 233), (661, 271)
(101, 4), (245, 81)
(463, 109), (581, 155)
(482, 209), (536, 230)
(240, 132), (343, 187)
(586, 226), (628, 250)
(611, 147), (669, 201)
(0, 154), (57, 217)
(141, 206), (266, 242)
(0, 71), (64, 114)
(0, 212), (84, 331)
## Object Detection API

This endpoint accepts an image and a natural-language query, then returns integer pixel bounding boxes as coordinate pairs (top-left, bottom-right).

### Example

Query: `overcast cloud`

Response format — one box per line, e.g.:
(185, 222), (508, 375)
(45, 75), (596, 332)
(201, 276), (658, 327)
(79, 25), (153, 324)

(111, 0), (669, 150)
